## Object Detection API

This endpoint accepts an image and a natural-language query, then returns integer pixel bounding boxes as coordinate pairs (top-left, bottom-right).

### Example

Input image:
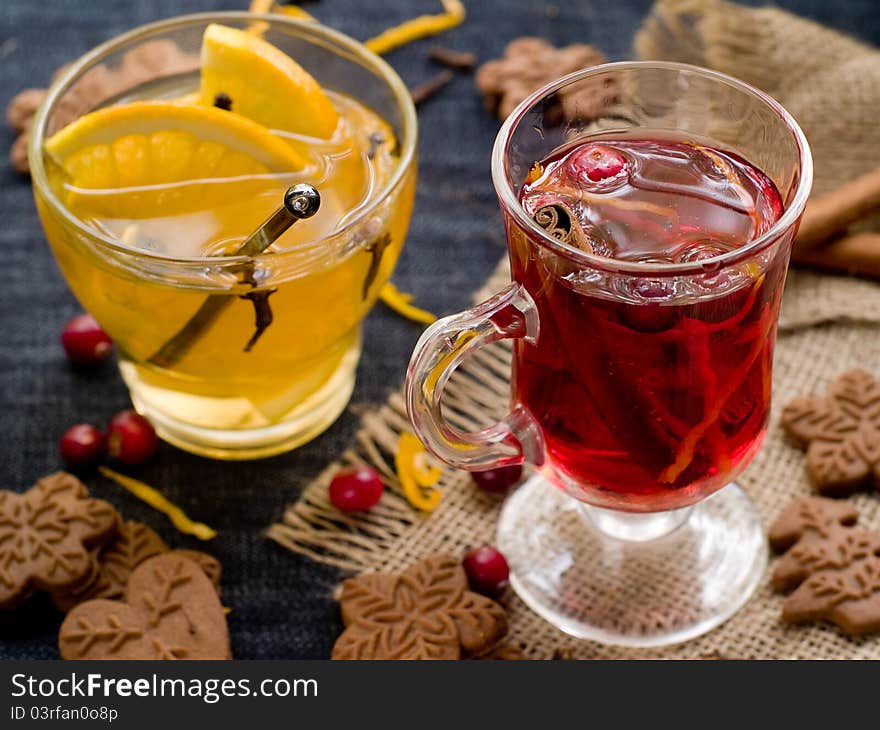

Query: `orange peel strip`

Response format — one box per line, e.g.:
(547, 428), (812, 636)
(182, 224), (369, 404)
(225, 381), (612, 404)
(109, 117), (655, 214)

(658, 295), (771, 484)
(247, 1), (316, 37)
(248, 0), (273, 12)
(365, 0), (465, 56)
(395, 433), (442, 511)
(380, 282), (437, 325)
(99, 466), (218, 541)
(272, 5), (317, 22)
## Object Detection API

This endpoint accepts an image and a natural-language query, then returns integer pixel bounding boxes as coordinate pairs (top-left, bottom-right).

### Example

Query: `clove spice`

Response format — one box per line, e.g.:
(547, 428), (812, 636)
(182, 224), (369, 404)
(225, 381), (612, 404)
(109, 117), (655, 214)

(362, 233), (392, 300)
(147, 184), (320, 368)
(410, 69), (455, 106)
(427, 45), (476, 71)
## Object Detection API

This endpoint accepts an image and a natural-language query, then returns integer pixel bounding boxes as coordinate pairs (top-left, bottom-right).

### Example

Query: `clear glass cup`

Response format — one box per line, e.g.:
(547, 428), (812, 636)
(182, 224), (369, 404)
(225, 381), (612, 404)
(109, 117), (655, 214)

(406, 62), (812, 646)
(30, 12), (417, 460)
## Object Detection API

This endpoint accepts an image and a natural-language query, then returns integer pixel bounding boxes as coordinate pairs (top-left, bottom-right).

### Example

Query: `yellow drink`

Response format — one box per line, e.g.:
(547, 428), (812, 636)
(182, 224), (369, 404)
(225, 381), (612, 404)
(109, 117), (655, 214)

(31, 16), (417, 458)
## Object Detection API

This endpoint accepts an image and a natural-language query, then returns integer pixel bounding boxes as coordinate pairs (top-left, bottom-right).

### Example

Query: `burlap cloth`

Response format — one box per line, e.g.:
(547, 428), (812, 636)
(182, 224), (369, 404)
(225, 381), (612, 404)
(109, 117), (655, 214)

(269, 0), (880, 659)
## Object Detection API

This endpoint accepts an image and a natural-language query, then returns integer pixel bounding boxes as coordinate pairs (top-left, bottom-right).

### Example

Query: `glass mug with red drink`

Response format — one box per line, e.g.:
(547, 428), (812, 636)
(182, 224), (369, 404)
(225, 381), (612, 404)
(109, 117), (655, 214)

(406, 63), (812, 646)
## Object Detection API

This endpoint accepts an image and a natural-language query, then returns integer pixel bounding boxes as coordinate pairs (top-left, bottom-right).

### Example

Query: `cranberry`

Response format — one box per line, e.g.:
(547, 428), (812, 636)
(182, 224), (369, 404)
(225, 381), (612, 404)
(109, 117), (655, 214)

(106, 410), (158, 466)
(472, 464), (523, 493)
(61, 314), (112, 367)
(568, 144), (626, 183)
(463, 545), (510, 596)
(329, 465), (384, 512)
(59, 423), (105, 471)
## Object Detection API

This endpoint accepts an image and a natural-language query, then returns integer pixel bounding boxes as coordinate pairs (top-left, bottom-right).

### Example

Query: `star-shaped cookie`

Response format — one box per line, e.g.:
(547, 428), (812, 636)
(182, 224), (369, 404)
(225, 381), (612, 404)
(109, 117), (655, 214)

(782, 370), (880, 495)
(48, 521), (221, 612)
(0, 472), (119, 609)
(770, 496), (880, 635)
(475, 37), (612, 121)
(332, 555), (508, 660)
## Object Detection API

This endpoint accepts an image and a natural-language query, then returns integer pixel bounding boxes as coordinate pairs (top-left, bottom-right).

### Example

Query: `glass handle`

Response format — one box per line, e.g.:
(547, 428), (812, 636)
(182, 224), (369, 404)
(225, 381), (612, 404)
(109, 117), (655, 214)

(405, 283), (544, 470)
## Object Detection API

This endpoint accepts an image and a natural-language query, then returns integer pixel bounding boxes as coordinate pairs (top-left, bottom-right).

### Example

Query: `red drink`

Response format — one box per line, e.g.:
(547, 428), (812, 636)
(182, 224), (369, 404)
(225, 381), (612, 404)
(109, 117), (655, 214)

(406, 62), (811, 645)
(512, 134), (787, 511)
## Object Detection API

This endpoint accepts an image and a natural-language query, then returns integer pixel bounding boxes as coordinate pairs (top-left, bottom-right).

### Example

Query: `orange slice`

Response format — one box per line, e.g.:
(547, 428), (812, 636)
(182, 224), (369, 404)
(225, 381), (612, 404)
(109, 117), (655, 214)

(44, 100), (305, 219)
(198, 23), (338, 139)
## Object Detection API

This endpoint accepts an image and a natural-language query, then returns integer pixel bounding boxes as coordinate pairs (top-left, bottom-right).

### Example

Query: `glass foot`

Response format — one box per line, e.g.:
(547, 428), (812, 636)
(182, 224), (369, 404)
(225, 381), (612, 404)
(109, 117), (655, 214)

(496, 475), (766, 647)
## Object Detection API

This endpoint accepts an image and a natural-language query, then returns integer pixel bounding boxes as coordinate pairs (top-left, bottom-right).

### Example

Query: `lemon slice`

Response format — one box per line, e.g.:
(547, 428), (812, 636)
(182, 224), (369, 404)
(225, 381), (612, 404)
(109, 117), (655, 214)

(198, 23), (339, 139)
(45, 100), (305, 219)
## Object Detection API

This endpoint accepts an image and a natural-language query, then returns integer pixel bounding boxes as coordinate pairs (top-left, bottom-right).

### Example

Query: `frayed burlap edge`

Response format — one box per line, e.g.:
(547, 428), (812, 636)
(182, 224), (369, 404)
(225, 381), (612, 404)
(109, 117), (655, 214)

(267, 259), (514, 574)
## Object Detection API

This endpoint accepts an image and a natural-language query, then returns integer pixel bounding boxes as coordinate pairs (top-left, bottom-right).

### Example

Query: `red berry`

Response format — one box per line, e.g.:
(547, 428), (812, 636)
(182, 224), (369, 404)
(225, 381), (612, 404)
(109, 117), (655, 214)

(472, 464), (523, 493)
(61, 314), (112, 367)
(568, 144), (626, 183)
(329, 465), (384, 512)
(106, 410), (158, 466)
(59, 424), (105, 471)
(463, 545), (510, 596)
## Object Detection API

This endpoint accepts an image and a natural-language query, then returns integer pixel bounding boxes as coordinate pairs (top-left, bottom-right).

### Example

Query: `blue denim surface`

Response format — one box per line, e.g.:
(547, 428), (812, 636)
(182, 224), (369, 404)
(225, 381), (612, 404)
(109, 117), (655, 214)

(1, 0), (879, 659)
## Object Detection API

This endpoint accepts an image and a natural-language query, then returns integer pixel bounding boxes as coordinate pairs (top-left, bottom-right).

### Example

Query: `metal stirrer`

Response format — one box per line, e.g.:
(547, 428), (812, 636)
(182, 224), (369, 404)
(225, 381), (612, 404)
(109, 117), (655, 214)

(147, 184), (321, 369)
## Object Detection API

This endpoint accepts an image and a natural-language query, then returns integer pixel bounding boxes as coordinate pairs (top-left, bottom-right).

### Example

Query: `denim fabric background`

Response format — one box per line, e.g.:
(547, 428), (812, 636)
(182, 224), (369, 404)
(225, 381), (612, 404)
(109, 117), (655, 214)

(1, 0), (879, 659)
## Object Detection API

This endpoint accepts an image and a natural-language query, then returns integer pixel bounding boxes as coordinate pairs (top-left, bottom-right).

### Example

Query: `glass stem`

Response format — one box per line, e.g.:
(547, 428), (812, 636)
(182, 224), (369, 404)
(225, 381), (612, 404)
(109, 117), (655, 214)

(579, 503), (693, 542)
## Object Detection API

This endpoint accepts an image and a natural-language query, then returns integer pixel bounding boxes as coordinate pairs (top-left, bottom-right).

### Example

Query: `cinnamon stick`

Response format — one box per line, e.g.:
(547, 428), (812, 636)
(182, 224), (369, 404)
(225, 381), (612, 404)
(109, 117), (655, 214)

(796, 167), (880, 250)
(793, 232), (880, 279)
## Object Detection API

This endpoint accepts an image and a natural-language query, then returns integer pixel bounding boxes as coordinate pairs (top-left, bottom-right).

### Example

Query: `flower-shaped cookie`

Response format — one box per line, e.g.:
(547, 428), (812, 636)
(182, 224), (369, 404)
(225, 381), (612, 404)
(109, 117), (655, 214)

(49, 520), (167, 612)
(782, 370), (880, 496)
(0, 472), (119, 609)
(475, 37), (611, 121)
(49, 520), (222, 612)
(332, 554), (508, 660)
(770, 496), (880, 635)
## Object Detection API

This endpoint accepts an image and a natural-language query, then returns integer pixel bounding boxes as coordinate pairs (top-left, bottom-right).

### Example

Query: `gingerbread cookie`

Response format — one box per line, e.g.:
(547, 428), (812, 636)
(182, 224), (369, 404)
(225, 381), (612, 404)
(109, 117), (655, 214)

(782, 370), (880, 496)
(49, 520), (168, 612)
(770, 496), (880, 635)
(332, 555), (508, 660)
(59, 553), (230, 660)
(6, 40), (197, 175)
(0, 473), (119, 609)
(172, 549), (222, 593)
(50, 523), (222, 612)
(475, 37), (612, 121)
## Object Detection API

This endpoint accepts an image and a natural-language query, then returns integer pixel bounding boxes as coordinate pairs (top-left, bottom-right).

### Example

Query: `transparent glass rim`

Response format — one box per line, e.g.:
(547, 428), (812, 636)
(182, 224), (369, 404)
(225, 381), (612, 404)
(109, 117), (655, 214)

(491, 60), (814, 277)
(28, 11), (418, 267)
